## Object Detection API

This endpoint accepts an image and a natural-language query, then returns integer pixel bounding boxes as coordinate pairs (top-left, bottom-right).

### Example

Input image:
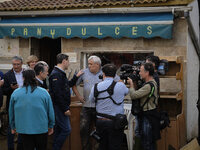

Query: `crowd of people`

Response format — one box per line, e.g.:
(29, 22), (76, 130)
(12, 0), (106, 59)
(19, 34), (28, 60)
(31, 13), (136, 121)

(0, 53), (162, 150)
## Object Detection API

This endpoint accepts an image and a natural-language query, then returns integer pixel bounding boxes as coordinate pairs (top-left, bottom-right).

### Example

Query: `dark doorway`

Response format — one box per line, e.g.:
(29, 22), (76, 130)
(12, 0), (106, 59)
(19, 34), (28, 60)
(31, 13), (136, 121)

(31, 37), (61, 73)
(82, 52), (153, 69)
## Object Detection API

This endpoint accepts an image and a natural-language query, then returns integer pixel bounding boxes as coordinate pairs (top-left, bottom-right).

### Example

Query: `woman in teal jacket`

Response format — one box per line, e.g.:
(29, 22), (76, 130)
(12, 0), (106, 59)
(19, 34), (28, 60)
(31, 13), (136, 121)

(9, 69), (55, 150)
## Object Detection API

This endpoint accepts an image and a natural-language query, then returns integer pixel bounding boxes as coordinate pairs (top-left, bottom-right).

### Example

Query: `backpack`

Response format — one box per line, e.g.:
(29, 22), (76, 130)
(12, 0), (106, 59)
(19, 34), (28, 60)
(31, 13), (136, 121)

(159, 111), (170, 130)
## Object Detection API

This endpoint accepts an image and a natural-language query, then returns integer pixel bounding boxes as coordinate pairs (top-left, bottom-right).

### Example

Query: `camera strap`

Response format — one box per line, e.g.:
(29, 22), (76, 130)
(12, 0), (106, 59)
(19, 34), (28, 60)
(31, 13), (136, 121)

(94, 81), (122, 105)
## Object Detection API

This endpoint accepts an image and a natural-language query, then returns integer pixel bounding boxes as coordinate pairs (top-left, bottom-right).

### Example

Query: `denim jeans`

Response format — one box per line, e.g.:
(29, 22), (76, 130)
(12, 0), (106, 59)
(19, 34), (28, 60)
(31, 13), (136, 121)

(80, 107), (96, 150)
(134, 116), (140, 137)
(140, 116), (156, 150)
(53, 105), (71, 150)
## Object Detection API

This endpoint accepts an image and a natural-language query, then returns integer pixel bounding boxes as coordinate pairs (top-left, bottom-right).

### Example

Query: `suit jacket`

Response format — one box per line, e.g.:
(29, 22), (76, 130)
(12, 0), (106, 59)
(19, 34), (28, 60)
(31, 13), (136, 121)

(2, 69), (18, 111)
(49, 67), (78, 113)
(36, 78), (47, 89)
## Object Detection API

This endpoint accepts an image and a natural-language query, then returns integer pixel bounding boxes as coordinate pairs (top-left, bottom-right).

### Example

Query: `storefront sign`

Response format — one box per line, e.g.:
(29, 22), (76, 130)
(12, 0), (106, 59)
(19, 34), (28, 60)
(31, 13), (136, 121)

(0, 24), (172, 39)
(0, 13), (173, 39)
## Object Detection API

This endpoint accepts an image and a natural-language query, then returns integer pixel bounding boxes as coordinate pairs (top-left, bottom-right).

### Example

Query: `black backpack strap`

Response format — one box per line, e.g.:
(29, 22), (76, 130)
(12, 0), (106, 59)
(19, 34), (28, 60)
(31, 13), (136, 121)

(148, 82), (157, 107)
(107, 81), (117, 96)
(94, 81), (122, 105)
(94, 83), (98, 103)
(94, 83), (108, 103)
(141, 81), (156, 109)
(107, 81), (123, 105)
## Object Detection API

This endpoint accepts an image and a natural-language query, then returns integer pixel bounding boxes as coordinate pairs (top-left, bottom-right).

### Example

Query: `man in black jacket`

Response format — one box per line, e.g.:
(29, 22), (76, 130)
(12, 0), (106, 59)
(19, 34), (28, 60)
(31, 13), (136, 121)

(34, 61), (49, 89)
(49, 53), (83, 150)
(3, 56), (24, 150)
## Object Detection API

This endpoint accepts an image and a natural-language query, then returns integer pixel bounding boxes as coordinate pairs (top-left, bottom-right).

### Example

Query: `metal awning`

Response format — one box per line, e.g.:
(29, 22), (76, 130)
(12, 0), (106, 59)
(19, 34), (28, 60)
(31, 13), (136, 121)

(0, 13), (173, 39)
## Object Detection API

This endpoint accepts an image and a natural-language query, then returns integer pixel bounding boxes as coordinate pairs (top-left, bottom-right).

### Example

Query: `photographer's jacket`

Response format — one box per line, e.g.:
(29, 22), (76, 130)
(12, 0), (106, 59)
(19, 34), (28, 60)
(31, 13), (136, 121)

(129, 80), (158, 111)
(49, 67), (78, 113)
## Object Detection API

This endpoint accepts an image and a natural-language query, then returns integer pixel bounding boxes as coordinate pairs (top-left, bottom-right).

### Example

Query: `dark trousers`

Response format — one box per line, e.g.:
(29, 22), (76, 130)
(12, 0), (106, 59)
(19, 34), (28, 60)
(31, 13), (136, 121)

(80, 107), (96, 150)
(53, 105), (71, 150)
(96, 119), (124, 150)
(21, 133), (48, 150)
(7, 126), (23, 150)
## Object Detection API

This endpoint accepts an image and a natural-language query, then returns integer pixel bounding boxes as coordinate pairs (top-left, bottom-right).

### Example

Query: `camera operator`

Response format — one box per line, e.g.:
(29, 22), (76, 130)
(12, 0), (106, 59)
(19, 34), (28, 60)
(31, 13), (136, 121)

(89, 64), (129, 150)
(146, 55), (160, 92)
(127, 62), (160, 150)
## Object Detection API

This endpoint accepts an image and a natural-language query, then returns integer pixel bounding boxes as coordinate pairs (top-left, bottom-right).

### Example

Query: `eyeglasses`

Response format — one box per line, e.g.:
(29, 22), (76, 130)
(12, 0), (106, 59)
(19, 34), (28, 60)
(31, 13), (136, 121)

(12, 63), (22, 66)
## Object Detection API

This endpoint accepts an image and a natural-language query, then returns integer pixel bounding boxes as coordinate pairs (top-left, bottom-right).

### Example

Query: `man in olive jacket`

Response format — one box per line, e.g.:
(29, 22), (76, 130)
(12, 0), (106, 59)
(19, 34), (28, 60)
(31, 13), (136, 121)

(128, 62), (159, 150)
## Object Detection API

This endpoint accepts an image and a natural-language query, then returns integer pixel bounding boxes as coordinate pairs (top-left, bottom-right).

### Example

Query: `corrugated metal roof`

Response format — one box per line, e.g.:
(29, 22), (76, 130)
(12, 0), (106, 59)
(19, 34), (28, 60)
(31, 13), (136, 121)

(0, 0), (169, 11)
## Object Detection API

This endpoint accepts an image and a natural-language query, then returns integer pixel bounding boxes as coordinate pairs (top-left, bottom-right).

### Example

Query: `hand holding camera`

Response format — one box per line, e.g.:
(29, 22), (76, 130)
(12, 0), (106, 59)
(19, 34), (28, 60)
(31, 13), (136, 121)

(127, 77), (133, 88)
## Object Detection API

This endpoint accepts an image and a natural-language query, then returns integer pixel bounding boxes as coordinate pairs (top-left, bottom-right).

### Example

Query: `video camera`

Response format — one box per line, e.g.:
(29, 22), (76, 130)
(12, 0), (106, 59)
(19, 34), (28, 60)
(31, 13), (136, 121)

(120, 61), (144, 89)
(146, 55), (169, 75)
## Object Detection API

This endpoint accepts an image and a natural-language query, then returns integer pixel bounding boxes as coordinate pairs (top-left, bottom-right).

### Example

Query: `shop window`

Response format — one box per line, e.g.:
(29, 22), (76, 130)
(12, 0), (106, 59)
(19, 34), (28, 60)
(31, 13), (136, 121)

(81, 52), (153, 69)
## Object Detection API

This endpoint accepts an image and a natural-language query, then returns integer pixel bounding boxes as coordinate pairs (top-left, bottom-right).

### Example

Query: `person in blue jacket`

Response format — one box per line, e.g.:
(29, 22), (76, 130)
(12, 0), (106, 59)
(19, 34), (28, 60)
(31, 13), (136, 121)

(9, 69), (55, 150)
(49, 53), (83, 150)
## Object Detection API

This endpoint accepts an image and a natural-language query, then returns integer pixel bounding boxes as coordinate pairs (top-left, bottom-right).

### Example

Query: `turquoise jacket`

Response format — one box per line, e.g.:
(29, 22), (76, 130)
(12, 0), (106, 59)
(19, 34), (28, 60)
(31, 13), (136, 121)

(9, 86), (55, 134)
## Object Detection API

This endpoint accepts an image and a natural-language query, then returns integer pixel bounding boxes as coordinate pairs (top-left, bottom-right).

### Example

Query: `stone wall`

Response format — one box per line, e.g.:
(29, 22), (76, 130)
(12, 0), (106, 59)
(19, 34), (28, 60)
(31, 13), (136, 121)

(0, 37), (30, 72)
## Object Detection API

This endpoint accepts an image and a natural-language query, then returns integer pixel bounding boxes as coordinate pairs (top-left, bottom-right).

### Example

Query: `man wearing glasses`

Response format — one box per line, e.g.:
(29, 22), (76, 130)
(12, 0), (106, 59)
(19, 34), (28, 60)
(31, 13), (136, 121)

(3, 56), (24, 150)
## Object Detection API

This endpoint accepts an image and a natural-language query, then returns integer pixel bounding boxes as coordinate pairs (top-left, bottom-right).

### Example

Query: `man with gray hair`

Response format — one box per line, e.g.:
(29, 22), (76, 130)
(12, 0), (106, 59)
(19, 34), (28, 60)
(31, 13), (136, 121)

(73, 55), (102, 150)
(34, 61), (49, 89)
(73, 55), (119, 150)
(3, 56), (24, 150)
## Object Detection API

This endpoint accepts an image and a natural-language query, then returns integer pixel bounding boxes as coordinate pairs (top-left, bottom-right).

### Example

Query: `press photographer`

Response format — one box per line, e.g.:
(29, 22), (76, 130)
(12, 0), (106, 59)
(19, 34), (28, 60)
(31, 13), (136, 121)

(127, 62), (160, 150)
(89, 64), (129, 150)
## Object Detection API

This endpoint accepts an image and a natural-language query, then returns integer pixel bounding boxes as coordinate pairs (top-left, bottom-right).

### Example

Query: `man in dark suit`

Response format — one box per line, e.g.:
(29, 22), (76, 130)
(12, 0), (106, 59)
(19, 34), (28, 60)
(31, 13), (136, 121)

(3, 56), (24, 150)
(34, 61), (49, 89)
(49, 53), (83, 150)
